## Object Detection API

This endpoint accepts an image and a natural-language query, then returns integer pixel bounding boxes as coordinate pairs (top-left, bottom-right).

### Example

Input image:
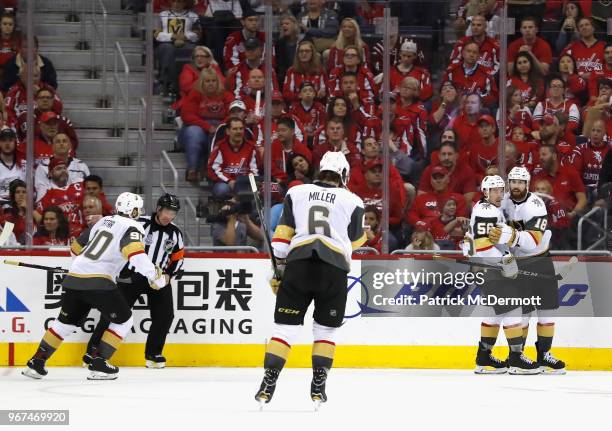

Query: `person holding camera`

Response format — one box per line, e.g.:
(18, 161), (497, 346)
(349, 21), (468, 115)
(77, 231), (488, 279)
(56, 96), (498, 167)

(211, 194), (263, 247)
(85, 193), (184, 369)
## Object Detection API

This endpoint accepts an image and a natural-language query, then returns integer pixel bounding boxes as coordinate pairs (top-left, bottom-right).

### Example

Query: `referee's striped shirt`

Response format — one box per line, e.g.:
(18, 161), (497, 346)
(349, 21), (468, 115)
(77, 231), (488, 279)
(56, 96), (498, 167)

(124, 215), (185, 278)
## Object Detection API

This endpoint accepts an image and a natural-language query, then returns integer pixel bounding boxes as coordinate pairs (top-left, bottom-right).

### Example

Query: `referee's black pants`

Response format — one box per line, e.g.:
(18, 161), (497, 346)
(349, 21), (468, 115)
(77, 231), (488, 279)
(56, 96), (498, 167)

(88, 277), (174, 357)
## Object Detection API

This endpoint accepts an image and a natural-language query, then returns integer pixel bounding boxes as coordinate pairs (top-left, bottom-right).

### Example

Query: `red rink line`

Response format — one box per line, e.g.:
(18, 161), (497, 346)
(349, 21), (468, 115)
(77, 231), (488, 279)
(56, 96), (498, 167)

(8, 342), (14, 366)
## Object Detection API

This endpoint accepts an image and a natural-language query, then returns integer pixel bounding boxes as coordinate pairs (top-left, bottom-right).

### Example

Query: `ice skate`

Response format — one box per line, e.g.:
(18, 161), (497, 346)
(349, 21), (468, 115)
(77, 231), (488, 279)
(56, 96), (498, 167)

(255, 368), (280, 409)
(22, 358), (48, 379)
(145, 354), (166, 369)
(474, 342), (508, 374)
(508, 351), (541, 375)
(536, 342), (566, 375)
(87, 357), (119, 380)
(311, 367), (328, 410)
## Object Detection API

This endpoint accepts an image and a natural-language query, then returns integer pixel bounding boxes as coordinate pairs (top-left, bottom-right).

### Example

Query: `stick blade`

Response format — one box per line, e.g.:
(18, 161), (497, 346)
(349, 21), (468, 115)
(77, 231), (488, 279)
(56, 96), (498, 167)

(248, 173), (258, 193)
(0, 221), (14, 246)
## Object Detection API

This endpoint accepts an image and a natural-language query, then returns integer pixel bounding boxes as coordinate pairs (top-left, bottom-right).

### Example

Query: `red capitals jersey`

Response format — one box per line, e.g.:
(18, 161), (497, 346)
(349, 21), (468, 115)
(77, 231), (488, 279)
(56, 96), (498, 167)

(348, 182), (404, 226)
(228, 62), (279, 99)
(507, 76), (545, 105)
(533, 99), (580, 131)
(327, 65), (378, 104)
(389, 65), (433, 101)
(540, 194), (570, 229)
(450, 113), (480, 154)
(561, 39), (606, 76)
(288, 101), (326, 139)
(406, 192), (467, 226)
(223, 30), (275, 71)
(512, 139), (539, 171)
(282, 67), (327, 103)
(450, 35), (500, 73)
(312, 141), (361, 170)
(0, 35), (19, 66)
(269, 139), (312, 183)
(572, 140), (610, 189)
(327, 43), (371, 72)
(252, 114), (306, 148)
(348, 159), (406, 210)
(36, 182), (84, 239)
(442, 63), (498, 105)
(469, 138), (499, 180)
(5, 82), (63, 128)
(180, 89), (233, 131)
(32, 234), (68, 246)
(395, 101), (429, 157)
(207, 138), (258, 183)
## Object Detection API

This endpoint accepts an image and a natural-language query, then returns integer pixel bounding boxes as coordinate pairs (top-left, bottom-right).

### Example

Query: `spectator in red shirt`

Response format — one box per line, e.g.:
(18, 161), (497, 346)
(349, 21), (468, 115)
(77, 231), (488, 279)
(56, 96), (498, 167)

(572, 118), (610, 199)
(0, 12), (19, 69)
(556, 54), (588, 104)
(535, 113), (576, 165)
(449, 93), (484, 154)
(408, 165), (468, 226)
(508, 52), (545, 110)
(288, 81), (326, 145)
(450, 15), (500, 74)
(533, 77), (580, 133)
(312, 117), (360, 168)
(21, 111), (77, 162)
(406, 220), (439, 252)
(32, 206), (69, 246)
(180, 67), (233, 182)
(228, 38), (279, 99)
(418, 141), (477, 207)
(174, 45), (224, 111)
(327, 45), (377, 105)
(282, 40), (327, 103)
(207, 117), (259, 199)
(442, 41), (498, 107)
(395, 76), (429, 158)
(252, 90), (306, 150)
(82, 175), (114, 216)
(508, 17), (553, 76)
(210, 99), (256, 148)
(582, 80), (612, 139)
(510, 126), (538, 170)
(588, 43), (612, 101)
(327, 17), (371, 72)
(15, 87), (64, 141)
(34, 158), (84, 240)
(268, 116), (312, 184)
(430, 196), (470, 249)
(2, 178), (26, 243)
(533, 178), (572, 250)
(560, 17), (606, 80)
(430, 81), (462, 137)
(286, 152), (315, 185)
(554, 0), (583, 55)
(223, 10), (274, 72)
(389, 39), (433, 102)
(499, 85), (534, 138)
(359, 205), (382, 254)
(470, 114), (499, 181)
(532, 144), (587, 219)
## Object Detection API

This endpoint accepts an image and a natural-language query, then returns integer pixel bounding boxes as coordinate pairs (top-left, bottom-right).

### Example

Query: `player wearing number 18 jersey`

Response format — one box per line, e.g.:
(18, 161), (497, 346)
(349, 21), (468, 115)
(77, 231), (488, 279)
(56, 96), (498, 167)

(255, 151), (366, 409)
(22, 193), (168, 381)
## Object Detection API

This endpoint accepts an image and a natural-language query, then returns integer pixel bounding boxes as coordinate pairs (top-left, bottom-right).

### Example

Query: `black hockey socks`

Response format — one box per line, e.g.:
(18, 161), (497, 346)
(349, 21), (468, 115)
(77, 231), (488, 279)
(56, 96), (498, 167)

(536, 323), (554, 352)
(312, 340), (335, 370)
(97, 329), (123, 360)
(33, 328), (64, 360)
(504, 325), (524, 353)
(480, 323), (500, 350)
(263, 337), (291, 371)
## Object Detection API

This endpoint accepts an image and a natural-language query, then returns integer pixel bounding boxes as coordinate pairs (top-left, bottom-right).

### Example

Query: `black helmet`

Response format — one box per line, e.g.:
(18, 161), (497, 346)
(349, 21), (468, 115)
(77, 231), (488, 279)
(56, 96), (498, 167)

(157, 193), (180, 212)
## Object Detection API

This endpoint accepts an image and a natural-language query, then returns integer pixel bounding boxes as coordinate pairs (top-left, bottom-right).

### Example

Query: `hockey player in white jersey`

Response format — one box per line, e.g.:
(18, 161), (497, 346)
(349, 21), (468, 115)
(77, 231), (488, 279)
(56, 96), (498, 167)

(466, 175), (540, 375)
(498, 166), (565, 374)
(255, 151), (366, 409)
(22, 192), (169, 380)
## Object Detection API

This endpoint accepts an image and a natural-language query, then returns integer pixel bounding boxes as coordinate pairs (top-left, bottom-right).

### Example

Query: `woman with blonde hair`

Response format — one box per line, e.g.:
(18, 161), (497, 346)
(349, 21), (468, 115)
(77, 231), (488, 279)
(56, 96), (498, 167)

(178, 45), (224, 101)
(326, 18), (370, 71)
(179, 66), (233, 182)
(282, 39), (326, 103)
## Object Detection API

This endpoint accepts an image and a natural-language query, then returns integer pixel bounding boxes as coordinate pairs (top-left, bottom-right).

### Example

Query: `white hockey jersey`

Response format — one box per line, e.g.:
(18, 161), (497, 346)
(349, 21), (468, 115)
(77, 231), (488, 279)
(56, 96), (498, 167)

(0, 158), (25, 201)
(469, 198), (508, 258)
(501, 191), (551, 257)
(67, 215), (157, 287)
(155, 10), (200, 43)
(272, 182), (367, 271)
(34, 157), (90, 202)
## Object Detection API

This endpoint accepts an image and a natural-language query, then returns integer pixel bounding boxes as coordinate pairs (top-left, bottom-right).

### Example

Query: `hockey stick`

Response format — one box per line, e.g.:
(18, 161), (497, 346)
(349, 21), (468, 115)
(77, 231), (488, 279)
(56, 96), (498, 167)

(0, 221), (14, 246)
(432, 255), (576, 281)
(3, 259), (69, 273)
(248, 173), (280, 278)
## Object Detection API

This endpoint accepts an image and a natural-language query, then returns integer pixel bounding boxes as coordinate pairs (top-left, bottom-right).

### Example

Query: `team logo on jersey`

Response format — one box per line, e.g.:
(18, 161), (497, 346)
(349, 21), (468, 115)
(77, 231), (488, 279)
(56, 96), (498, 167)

(164, 238), (176, 253)
(533, 198), (543, 207)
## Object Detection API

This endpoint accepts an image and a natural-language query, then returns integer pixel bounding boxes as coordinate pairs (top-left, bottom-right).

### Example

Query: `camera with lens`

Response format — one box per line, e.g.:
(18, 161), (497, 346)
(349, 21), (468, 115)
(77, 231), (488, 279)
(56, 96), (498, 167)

(203, 195), (253, 224)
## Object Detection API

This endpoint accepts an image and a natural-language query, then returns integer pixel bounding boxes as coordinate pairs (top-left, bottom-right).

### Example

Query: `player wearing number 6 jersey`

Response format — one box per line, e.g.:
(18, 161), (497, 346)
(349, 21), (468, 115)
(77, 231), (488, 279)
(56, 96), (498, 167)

(22, 192), (169, 381)
(501, 166), (565, 374)
(255, 151), (366, 409)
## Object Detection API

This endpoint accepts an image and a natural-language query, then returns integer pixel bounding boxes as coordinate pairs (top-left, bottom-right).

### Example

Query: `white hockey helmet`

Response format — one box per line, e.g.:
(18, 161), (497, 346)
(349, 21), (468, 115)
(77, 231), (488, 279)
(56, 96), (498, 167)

(481, 175), (505, 200)
(115, 192), (144, 219)
(319, 151), (350, 186)
(507, 166), (531, 190)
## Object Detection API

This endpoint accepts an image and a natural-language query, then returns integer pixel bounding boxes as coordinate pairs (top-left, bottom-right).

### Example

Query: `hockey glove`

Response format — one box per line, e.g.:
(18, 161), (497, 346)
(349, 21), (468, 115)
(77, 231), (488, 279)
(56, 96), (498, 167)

(462, 232), (475, 257)
(488, 223), (518, 247)
(149, 266), (169, 290)
(500, 251), (518, 279)
(269, 259), (286, 295)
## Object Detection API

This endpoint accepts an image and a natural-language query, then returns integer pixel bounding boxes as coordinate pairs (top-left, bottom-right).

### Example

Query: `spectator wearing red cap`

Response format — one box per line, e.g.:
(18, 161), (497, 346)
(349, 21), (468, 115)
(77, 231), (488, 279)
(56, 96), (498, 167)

(311, 117), (360, 169)
(180, 67), (233, 183)
(288, 81), (326, 145)
(207, 117), (258, 199)
(450, 15), (500, 74)
(449, 93), (484, 154)
(469, 115), (499, 181)
(418, 141), (477, 207)
(532, 144), (587, 220)
(14, 87), (64, 140)
(327, 45), (377, 105)
(407, 165), (468, 226)
(572, 118), (610, 199)
(223, 12), (275, 72)
(532, 77), (580, 132)
(227, 40), (279, 99)
(34, 157), (84, 240)
(0, 127), (24, 202)
(268, 117), (312, 184)
(442, 41), (498, 106)
(389, 39), (433, 101)
(533, 178), (572, 250)
(32, 206), (69, 246)
(507, 17), (552, 76)
(34, 132), (89, 200)
(560, 17), (606, 80)
(348, 158), (404, 250)
(23, 111), (78, 161)
(587, 44), (612, 101)
(405, 220), (439, 251)
(282, 40), (327, 104)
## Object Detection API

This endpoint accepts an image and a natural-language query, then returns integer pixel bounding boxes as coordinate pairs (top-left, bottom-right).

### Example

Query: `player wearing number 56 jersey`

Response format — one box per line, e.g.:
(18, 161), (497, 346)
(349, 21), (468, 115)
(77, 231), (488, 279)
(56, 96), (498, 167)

(502, 166), (566, 374)
(23, 193), (168, 381)
(255, 151), (366, 409)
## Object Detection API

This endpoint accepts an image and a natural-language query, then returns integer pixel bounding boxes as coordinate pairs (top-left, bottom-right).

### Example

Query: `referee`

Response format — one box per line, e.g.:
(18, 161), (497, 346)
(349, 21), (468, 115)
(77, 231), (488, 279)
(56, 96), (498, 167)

(85, 193), (184, 368)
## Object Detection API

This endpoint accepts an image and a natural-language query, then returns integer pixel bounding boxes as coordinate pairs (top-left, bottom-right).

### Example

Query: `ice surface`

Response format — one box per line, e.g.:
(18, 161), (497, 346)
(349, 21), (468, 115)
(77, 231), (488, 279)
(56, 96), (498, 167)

(2, 367), (611, 430)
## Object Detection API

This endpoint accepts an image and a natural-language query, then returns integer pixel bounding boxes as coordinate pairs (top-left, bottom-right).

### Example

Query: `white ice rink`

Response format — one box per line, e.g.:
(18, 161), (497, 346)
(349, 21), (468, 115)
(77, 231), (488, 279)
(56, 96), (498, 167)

(2, 367), (612, 431)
